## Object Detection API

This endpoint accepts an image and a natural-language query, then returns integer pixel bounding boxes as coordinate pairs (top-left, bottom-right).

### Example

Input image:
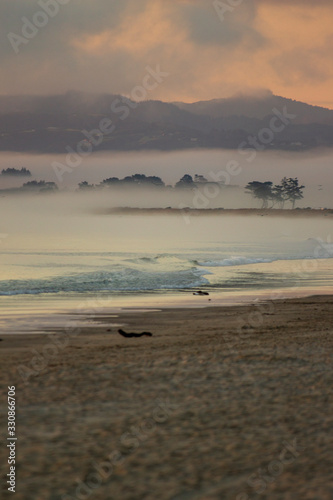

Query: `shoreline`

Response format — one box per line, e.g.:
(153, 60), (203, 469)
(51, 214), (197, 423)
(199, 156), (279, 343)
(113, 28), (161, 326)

(96, 207), (333, 217)
(1, 294), (333, 499)
(1, 291), (332, 337)
(2, 288), (333, 335)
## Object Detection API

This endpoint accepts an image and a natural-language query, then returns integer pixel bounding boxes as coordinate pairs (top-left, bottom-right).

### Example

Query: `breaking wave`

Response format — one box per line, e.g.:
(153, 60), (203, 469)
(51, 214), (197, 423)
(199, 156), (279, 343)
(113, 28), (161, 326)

(0, 267), (210, 296)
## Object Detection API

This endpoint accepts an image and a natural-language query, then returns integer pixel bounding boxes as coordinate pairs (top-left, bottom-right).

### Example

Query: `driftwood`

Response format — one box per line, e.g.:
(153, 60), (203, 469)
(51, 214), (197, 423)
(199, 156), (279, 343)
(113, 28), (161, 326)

(118, 329), (152, 338)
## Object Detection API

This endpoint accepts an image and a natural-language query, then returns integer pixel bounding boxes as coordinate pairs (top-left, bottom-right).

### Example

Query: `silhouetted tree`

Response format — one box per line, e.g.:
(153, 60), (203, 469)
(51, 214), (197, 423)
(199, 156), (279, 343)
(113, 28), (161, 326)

(78, 181), (95, 190)
(146, 175), (164, 187)
(271, 184), (286, 208)
(100, 174), (164, 188)
(245, 181), (273, 208)
(281, 177), (305, 209)
(175, 174), (194, 189)
(120, 174), (164, 187)
(2, 167), (31, 176)
(245, 178), (305, 209)
(22, 180), (58, 192)
(128, 174), (146, 183)
(100, 177), (120, 186)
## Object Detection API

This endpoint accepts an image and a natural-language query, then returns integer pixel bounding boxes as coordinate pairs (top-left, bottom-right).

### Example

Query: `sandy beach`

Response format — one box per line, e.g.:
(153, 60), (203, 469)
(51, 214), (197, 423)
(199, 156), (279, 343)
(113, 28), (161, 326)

(2, 2), (333, 500)
(0, 295), (332, 499)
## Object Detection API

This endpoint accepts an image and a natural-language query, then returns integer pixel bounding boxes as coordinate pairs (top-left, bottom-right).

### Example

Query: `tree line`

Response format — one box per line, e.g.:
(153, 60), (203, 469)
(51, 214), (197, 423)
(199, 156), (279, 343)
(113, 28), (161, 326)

(245, 177), (304, 209)
(78, 174), (222, 191)
(1, 167), (31, 177)
(78, 174), (305, 209)
(1, 170), (305, 208)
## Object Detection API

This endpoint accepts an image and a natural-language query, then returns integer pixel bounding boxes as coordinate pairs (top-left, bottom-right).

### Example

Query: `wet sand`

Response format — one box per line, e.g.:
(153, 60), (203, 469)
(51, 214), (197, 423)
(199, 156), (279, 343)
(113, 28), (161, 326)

(0, 295), (333, 499)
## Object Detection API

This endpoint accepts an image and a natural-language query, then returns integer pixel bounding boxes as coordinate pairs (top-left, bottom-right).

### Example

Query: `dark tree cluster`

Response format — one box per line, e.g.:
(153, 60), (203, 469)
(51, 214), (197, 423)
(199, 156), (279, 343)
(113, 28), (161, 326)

(78, 174), (165, 191)
(175, 174), (195, 189)
(75, 173), (305, 209)
(21, 180), (58, 192)
(77, 173), (225, 191)
(104, 174), (165, 187)
(1, 167), (31, 177)
(245, 177), (305, 209)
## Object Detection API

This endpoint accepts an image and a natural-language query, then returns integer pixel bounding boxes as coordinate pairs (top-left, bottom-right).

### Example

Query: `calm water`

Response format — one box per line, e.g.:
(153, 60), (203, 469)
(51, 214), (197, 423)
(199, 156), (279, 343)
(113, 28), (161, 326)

(0, 192), (333, 332)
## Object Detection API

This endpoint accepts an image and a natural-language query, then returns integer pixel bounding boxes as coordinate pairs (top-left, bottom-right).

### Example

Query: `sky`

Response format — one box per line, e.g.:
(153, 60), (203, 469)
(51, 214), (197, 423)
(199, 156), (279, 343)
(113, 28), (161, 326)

(1, 0), (333, 107)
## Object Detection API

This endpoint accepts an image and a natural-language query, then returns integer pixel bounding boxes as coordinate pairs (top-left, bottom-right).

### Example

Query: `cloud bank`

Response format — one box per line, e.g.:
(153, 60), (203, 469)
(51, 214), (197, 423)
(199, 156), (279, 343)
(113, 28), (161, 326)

(1, 0), (332, 106)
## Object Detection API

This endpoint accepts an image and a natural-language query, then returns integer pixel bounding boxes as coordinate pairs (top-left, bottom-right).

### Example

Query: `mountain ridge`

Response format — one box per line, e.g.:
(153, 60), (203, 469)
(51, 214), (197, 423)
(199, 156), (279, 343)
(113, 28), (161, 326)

(0, 91), (332, 152)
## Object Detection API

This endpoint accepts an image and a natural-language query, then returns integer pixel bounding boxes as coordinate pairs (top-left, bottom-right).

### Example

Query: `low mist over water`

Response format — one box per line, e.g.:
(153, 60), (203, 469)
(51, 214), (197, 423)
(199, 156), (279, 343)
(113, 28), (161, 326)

(1, 188), (333, 329)
(2, 191), (333, 254)
(0, 148), (332, 208)
(1, 146), (333, 323)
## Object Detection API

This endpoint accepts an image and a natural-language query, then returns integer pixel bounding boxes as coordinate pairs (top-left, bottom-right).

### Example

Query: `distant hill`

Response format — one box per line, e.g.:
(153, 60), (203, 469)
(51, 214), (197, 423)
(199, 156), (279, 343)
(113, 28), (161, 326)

(0, 91), (332, 153)
(173, 91), (333, 125)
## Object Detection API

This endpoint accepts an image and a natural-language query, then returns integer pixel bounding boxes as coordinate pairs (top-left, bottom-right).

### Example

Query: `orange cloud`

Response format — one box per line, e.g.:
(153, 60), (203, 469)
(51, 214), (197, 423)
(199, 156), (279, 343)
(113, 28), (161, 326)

(1, 0), (332, 108)
(71, 1), (184, 56)
(254, 3), (333, 105)
(68, 0), (333, 107)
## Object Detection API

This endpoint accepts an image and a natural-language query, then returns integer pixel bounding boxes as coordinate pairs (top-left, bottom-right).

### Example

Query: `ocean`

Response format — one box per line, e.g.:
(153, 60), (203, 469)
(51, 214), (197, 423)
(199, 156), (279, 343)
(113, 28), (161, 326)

(1, 193), (333, 333)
